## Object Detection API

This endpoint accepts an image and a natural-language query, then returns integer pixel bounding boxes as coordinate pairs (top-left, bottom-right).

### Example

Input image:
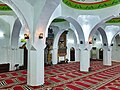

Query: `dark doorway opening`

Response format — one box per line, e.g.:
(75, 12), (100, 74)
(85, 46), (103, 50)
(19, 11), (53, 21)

(19, 43), (28, 70)
(70, 47), (75, 61)
(24, 47), (28, 69)
(99, 48), (103, 60)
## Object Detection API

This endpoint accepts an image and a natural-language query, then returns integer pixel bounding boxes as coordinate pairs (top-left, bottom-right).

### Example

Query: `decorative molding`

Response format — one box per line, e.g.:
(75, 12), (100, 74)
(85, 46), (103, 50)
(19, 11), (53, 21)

(106, 18), (120, 23)
(62, 0), (120, 10)
(0, 4), (11, 10)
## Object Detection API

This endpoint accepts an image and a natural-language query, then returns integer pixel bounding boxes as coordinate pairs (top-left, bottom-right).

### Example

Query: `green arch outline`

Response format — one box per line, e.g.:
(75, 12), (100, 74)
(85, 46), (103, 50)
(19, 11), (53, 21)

(106, 18), (120, 23)
(0, 4), (12, 11)
(62, 0), (120, 10)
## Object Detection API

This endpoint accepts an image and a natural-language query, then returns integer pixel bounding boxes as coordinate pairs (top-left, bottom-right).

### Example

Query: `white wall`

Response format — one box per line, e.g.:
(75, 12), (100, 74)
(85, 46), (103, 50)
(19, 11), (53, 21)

(0, 47), (24, 70)
(111, 38), (120, 62)
(11, 0), (33, 33)
(0, 15), (23, 71)
(61, 2), (120, 19)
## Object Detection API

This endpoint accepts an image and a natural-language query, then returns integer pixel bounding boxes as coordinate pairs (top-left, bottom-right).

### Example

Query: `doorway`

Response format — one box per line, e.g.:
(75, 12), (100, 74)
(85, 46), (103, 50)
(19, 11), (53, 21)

(99, 48), (103, 60)
(24, 47), (28, 69)
(70, 47), (75, 61)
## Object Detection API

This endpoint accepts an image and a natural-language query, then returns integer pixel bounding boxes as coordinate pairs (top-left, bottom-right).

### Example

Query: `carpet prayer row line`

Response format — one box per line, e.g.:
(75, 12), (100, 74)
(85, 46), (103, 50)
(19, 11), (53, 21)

(0, 60), (120, 90)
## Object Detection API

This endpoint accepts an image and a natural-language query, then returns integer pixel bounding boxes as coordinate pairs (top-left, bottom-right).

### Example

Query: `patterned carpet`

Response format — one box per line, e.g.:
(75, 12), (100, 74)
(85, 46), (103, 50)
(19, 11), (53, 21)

(0, 60), (120, 90)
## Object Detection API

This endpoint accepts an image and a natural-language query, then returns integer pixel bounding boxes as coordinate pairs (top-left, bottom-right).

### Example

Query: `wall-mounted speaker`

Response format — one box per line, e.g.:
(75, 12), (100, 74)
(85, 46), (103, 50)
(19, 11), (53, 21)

(94, 38), (96, 41)
(89, 42), (92, 44)
(111, 44), (113, 46)
(80, 41), (83, 44)
(104, 43), (106, 46)
(118, 44), (120, 46)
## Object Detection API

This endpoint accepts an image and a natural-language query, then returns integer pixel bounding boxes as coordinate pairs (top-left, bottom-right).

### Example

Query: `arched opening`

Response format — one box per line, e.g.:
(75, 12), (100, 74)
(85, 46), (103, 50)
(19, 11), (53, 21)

(19, 43), (28, 70)
(111, 34), (120, 62)
(23, 46), (28, 69)
(91, 47), (97, 60)
(46, 17), (85, 65)
(58, 31), (67, 63)
(99, 48), (103, 60)
(70, 47), (75, 61)
(45, 17), (83, 65)
(0, 1), (29, 71)
(44, 27), (54, 66)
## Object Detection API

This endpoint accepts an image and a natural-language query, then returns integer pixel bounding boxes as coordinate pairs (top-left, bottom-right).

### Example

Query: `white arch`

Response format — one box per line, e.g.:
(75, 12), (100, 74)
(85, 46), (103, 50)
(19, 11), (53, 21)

(46, 16), (85, 45)
(35, 3), (85, 45)
(11, 18), (22, 48)
(0, 0), (28, 27)
(52, 29), (66, 64)
(98, 27), (108, 46)
(0, 0), (30, 47)
(53, 29), (66, 49)
(35, 1), (61, 43)
(89, 15), (116, 40)
(111, 31), (120, 45)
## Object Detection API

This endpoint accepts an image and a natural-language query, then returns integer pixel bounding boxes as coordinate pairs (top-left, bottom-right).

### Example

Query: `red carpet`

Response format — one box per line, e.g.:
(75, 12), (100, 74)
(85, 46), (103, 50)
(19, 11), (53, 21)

(58, 75), (69, 80)
(82, 79), (98, 84)
(12, 85), (25, 90)
(66, 84), (83, 90)
(0, 60), (120, 89)
(65, 73), (76, 78)
(75, 81), (90, 88)
(50, 77), (61, 82)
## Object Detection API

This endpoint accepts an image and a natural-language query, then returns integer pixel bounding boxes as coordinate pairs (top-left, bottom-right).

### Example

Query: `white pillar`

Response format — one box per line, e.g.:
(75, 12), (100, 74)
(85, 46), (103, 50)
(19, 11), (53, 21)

(27, 46), (44, 86)
(75, 48), (80, 62)
(52, 48), (58, 64)
(27, 39), (45, 86)
(103, 49), (112, 66)
(80, 49), (90, 72)
(66, 47), (70, 62)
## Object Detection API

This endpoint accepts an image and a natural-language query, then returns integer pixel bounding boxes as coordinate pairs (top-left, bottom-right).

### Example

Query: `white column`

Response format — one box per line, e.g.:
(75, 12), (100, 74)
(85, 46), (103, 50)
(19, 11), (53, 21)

(80, 49), (90, 72)
(66, 47), (70, 62)
(52, 48), (58, 64)
(75, 48), (80, 62)
(27, 46), (44, 86)
(27, 39), (45, 86)
(103, 49), (112, 66)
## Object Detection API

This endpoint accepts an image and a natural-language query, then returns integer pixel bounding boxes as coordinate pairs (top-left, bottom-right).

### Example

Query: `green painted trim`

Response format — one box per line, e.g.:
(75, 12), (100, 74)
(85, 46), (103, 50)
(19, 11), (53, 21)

(106, 18), (120, 23)
(0, 4), (12, 11)
(52, 19), (66, 22)
(62, 0), (120, 10)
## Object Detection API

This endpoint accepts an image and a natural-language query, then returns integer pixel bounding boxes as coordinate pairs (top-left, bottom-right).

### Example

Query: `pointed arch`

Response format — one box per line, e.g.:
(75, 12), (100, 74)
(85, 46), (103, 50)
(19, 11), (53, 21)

(47, 16), (85, 45)
(35, 3), (85, 45)
(53, 29), (66, 49)
(11, 18), (22, 48)
(111, 31), (120, 45)
(89, 15), (115, 40)
(98, 27), (108, 46)
(0, 0), (30, 47)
